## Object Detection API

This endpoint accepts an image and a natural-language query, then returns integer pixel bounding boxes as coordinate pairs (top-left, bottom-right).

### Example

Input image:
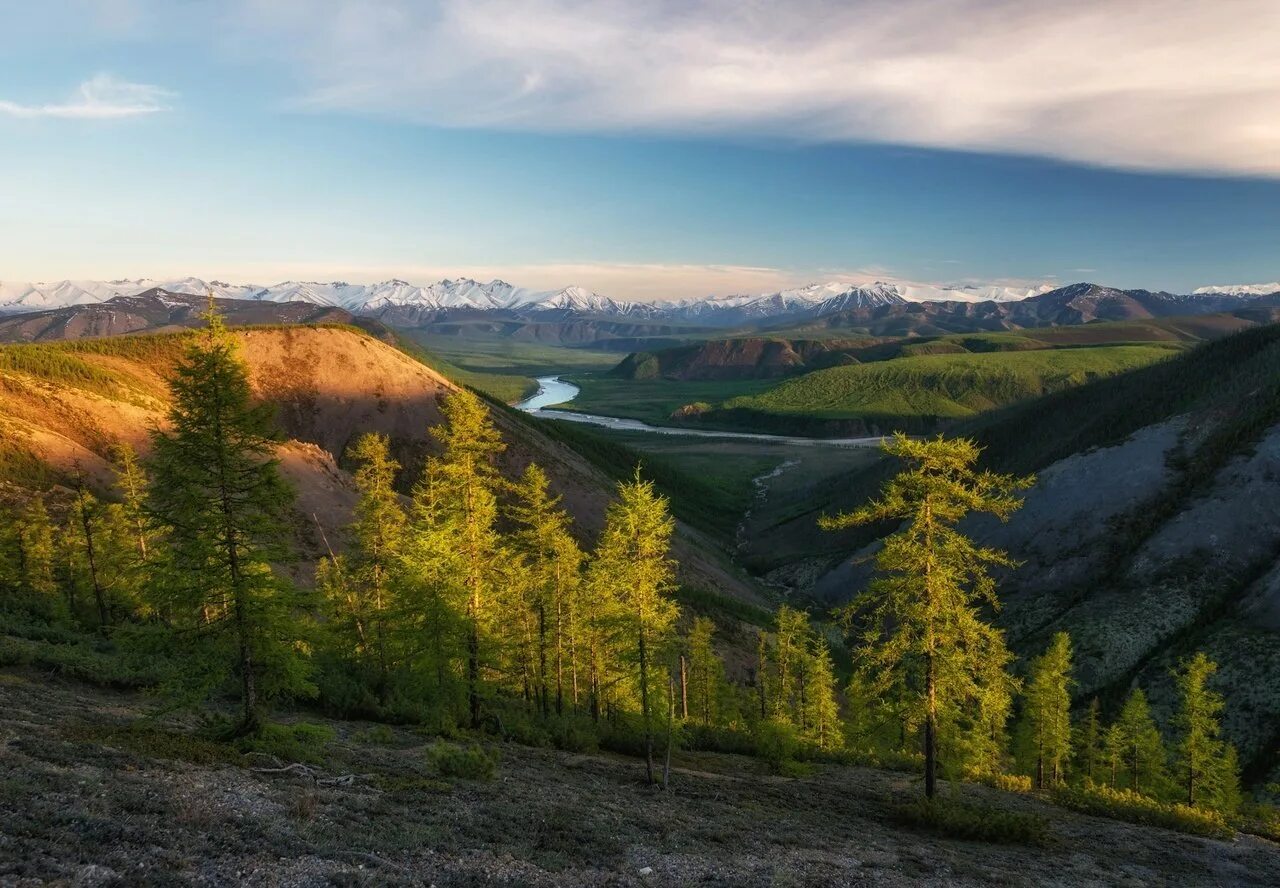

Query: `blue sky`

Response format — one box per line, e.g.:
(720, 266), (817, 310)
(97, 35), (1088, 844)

(1, 1), (1277, 299)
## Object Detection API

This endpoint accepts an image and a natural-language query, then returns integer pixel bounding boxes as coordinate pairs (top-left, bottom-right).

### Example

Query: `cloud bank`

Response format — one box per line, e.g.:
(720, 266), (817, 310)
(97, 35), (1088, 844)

(230, 0), (1280, 177)
(0, 74), (173, 119)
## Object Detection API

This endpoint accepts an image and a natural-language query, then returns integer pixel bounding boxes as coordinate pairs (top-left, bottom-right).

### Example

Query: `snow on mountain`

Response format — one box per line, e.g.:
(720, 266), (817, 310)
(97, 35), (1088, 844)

(0, 275), (1066, 322)
(1193, 283), (1280, 297)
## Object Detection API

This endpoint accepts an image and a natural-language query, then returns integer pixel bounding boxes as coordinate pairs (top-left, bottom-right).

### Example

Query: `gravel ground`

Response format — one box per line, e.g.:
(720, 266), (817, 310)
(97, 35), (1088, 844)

(1, 669), (1277, 887)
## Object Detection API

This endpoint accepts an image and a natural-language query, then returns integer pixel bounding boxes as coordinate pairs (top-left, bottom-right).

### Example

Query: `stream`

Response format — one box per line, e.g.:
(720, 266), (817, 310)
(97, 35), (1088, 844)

(516, 376), (886, 448)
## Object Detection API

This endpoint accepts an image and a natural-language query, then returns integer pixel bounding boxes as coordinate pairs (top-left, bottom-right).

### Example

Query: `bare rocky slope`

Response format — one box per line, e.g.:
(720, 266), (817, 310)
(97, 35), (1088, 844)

(0, 325), (762, 605)
(3, 672), (1277, 887)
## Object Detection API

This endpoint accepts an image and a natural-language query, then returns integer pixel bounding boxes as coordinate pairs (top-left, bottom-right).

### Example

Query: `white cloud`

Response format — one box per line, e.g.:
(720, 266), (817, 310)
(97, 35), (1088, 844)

(229, 0), (1280, 176)
(0, 74), (173, 120)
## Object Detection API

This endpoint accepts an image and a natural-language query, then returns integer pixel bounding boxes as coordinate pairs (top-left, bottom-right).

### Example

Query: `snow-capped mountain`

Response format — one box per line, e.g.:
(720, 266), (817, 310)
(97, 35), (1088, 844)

(2, 275), (1266, 328)
(1193, 283), (1280, 297)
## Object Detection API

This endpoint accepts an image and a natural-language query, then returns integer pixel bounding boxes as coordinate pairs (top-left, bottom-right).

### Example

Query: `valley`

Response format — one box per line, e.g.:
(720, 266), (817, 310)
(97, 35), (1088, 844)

(3, 282), (1280, 884)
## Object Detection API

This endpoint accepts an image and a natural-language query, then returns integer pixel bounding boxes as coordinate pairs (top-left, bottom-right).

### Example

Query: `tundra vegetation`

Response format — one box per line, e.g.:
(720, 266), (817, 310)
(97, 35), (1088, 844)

(0, 305), (1272, 861)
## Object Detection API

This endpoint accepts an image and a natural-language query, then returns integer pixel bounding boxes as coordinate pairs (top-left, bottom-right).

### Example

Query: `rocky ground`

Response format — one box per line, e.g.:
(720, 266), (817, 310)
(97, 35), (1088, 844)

(1, 669), (1277, 887)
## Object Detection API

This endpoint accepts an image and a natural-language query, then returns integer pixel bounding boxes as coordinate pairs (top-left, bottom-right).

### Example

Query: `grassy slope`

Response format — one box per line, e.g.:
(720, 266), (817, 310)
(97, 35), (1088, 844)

(562, 375), (776, 424)
(398, 332), (619, 404)
(719, 344), (1181, 423)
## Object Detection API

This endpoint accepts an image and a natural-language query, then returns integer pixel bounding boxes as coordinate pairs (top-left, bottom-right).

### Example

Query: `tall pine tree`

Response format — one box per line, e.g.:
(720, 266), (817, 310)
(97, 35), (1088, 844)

(821, 433), (1031, 798)
(594, 469), (678, 783)
(1172, 652), (1238, 809)
(147, 300), (308, 732)
(1022, 632), (1073, 787)
(1113, 688), (1166, 794)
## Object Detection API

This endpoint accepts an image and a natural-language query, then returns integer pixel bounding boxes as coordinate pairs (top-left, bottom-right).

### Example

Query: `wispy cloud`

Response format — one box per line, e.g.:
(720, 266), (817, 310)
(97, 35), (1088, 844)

(228, 0), (1280, 177)
(0, 74), (173, 120)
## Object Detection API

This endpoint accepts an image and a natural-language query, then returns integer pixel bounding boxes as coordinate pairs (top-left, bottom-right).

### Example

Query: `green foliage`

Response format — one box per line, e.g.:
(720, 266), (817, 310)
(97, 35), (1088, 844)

(63, 723), (242, 766)
(236, 721), (336, 765)
(1019, 632), (1074, 788)
(1051, 783), (1233, 839)
(144, 305), (312, 730)
(1171, 652), (1239, 811)
(892, 797), (1050, 846)
(426, 741), (499, 781)
(1075, 698), (1105, 785)
(1111, 689), (1167, 795)
(823, 433), (1031, 797)
(719, 345), (1177, 427)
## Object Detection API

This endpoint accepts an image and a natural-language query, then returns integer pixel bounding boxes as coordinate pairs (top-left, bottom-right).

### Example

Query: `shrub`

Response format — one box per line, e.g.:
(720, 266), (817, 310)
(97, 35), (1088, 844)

(752, 720), (800, 773)
(972, 772), (1033, 794)
(426, 741), (499, 781)
(63, 724), (242, 766)
(892, 797), (1050, 846)
(237, 721), (336, 766)
(1050, 783), (1233, 839)
(1238, 803), (1280, 843)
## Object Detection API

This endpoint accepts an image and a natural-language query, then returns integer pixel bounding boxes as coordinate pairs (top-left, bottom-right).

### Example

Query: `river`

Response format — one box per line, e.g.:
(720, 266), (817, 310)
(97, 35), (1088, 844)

(516, 376), (885, 448)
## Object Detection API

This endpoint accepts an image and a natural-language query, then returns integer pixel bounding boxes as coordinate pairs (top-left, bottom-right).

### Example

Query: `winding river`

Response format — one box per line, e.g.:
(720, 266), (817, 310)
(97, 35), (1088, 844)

(516, 376), (885, 448)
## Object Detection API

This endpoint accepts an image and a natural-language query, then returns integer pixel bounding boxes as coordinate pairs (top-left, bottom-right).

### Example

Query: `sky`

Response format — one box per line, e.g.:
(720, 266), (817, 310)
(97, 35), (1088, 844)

(0, 0), (1277, 300)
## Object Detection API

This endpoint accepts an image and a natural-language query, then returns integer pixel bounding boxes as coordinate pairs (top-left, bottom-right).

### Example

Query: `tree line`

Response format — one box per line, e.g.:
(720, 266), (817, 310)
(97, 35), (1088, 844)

(0, 306), (1247, 812)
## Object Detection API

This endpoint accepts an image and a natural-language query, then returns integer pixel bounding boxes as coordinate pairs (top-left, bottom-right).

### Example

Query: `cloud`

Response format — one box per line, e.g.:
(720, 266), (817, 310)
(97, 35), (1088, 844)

(226, 0), (1280, 177)
(0, 74), (173, 119)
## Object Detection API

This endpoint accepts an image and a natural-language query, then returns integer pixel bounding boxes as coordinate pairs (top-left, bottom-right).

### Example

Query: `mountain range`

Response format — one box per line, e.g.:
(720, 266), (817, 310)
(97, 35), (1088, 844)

(1, 276), (1278, 332)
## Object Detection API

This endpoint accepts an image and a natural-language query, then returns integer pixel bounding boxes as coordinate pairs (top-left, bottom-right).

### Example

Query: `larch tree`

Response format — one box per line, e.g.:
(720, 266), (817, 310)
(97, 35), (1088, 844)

(111, 441), (152, 564)
(510, 464), (582, 716)
(770, 605), (809, 724)
(14, 498), (59, 619)
(423, 388), (505, 729)
(821, 433), (1032, 798)
(1077, 697), (1104, 784)
(146, 300), (308, 733)
(1172, 652), (1235, 809)
(345, 432), (407, 695)
(801, 632), (843, 750)
(687, 616), (728, 727)
(1023, 632), (1074, 788)
(1114, 688), (1166, 794)
(595, 469), (678, 784)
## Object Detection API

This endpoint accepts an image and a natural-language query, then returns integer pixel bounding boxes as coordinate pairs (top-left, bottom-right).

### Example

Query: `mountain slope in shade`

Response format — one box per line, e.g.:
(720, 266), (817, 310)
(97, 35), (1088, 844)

(0, 289), (354, 343)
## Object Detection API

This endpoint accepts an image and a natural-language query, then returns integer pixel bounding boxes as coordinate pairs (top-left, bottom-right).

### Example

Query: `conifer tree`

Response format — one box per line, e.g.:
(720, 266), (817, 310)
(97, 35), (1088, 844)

(1114, 688), (1166, 794)
(687, 616), (728, 727)
(1077, 697), (1104, 784)
(344, 432), (406, 694)
(422, 388), (505, 728)
(69, 469), (111, 628)
(769, 606), (809, 723)
(1172, 652), (1234, 809)
(1103, 721), (1125, 788)
(1022, 632), (1074, 787)
(821, 433), (1031, 798)
(801, 632), (843, 750)
(12, 498), (58, 618)
(594, 469), (678, 783)
(147, 301), (307, 733)
(111, 441), (152, 563)
(510, 464), (583, 716)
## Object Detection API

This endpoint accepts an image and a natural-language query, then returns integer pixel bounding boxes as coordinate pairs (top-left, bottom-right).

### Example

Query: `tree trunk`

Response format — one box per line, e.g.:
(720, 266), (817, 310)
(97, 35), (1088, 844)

(925, 652), (937, 799)
(663, 674), (675, 790)
(679, 655), (688, 720)
(639, 625), (654, 784)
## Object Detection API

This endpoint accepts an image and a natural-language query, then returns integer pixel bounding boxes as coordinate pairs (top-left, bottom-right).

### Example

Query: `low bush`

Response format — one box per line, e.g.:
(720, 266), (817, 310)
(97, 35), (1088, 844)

(971, 771), (1034, 794)
(892, 797), (1050, 846)
(63, 723), (242, 766)
(237, 721), (336, 766)
(1050, 783), (1233, 839)
(426, 741), (499, 781)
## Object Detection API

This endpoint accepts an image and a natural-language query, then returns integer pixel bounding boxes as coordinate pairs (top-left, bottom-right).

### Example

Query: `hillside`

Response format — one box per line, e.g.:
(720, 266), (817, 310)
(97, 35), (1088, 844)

(692, 344), (1181, 434)
(0, 290), (353, 343)
(754, 325), (1280, 785)
(0, 325), (762, 605)
(3, 673), (1275, 887)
